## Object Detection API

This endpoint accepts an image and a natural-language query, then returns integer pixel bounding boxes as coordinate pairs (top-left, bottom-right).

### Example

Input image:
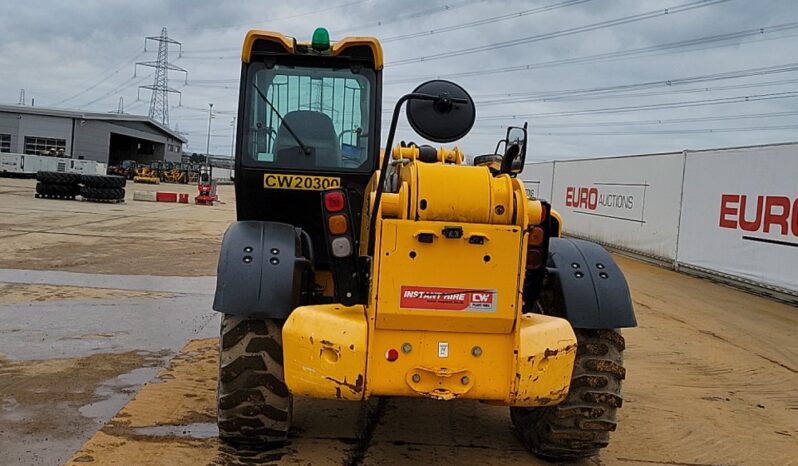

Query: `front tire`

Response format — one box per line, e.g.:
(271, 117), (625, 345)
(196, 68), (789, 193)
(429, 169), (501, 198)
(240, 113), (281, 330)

(511, 329), (626, 461)
(217, 314), (292, 448)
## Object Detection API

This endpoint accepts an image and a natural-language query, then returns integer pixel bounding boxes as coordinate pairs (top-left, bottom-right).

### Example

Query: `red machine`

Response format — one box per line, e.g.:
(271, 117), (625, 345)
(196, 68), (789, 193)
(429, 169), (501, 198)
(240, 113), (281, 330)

(195, 165), (217, 205)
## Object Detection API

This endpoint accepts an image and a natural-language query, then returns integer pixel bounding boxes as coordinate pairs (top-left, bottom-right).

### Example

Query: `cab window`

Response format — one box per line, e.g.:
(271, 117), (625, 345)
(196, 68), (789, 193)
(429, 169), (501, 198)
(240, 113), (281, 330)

(246, 64), (373, 172)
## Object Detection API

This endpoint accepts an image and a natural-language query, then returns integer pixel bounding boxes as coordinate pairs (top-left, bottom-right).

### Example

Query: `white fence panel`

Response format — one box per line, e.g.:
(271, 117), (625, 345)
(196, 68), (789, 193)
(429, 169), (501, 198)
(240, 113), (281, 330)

(549, 152), (684, 260)
(521, 162), (554, 201)
(677, 143), (798, 293)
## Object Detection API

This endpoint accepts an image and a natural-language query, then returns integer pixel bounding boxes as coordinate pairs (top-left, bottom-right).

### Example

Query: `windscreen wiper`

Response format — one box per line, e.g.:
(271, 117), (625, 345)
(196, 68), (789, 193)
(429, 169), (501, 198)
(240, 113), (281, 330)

(252, 83), (311, 155)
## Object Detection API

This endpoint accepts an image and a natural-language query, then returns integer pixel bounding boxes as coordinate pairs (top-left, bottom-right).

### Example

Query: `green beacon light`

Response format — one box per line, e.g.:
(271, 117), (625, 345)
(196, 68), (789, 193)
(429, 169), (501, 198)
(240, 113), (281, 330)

(312, 27), (330, 51)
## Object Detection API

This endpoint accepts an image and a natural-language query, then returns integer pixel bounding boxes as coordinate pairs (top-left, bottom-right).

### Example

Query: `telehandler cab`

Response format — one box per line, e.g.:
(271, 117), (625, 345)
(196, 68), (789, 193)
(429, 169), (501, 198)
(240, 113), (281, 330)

(213, 28), (637, 460)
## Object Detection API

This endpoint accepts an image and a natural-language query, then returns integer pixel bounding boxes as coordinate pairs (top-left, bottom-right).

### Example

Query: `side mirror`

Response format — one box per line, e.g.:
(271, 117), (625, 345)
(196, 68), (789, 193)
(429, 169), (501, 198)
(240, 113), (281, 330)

(473, 154), (503, 174)
(501, 122), (528, 176)
(406, 80), (476, 143)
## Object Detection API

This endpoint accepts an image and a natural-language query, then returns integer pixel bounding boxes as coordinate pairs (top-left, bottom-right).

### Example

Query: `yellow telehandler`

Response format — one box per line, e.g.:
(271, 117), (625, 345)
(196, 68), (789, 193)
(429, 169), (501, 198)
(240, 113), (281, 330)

(212, 28), (636, 461)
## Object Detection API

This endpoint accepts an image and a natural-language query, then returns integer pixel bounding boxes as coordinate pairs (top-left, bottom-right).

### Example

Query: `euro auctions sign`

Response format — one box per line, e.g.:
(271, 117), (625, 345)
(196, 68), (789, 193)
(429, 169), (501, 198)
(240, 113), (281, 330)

(677, 144), (798, 294)
(564, 183), (647, 223)
(719, 194), (798, 244)
(399, 286), (497, 312)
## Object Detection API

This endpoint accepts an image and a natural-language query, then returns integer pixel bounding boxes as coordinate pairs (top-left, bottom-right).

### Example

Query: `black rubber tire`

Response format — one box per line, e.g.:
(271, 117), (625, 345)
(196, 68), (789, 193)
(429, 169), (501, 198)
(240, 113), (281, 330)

(36, 171), (80, 185)
(217, 314), (292, 448)
(35, 182), (79, 198)
(79, 186), (125, 200)
(80, 174), (126, 188)
(511, 329), (626, 461)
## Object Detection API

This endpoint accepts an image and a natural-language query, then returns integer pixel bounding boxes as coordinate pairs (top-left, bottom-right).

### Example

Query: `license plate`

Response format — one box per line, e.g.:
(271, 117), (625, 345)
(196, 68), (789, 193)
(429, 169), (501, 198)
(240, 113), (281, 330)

(263, 173), (341, 191)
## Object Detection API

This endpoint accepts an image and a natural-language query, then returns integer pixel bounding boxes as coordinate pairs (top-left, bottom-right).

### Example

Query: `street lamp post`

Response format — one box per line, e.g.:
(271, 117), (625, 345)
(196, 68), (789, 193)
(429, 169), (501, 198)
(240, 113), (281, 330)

(206, 103), (214, 157)
(230, 117), (236, 158)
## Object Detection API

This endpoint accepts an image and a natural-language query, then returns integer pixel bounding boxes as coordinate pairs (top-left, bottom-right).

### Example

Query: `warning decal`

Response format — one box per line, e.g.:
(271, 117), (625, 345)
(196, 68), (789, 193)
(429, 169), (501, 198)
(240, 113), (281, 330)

(399, 286), (497, 312)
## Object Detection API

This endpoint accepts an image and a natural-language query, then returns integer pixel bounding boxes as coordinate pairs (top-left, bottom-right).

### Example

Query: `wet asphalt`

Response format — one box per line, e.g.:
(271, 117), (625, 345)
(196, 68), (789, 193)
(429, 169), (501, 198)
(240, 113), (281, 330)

(0, 269), (219, 465)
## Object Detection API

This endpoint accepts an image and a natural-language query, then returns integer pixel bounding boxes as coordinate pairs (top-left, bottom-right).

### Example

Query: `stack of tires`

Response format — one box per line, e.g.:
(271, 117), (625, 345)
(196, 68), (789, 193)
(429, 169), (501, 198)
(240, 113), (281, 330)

(35, 171), (81, 200)
(79, 174), (126, 202)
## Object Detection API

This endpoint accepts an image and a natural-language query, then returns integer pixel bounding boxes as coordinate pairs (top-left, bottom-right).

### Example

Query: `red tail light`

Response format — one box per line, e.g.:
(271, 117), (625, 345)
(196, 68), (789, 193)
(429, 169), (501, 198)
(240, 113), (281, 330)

(324, 190), (345, 212)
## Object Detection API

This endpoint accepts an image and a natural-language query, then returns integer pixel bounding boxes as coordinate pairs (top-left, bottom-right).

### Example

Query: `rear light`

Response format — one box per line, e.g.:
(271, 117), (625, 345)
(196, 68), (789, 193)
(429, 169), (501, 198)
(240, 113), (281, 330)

(385, 348), (399, 362)
(330, 237), (352, 258)
(328, 215), (348, 235)
(529, 226), (544, 245)
(324, 190), (345, 212)
(526, 247), (544, 269)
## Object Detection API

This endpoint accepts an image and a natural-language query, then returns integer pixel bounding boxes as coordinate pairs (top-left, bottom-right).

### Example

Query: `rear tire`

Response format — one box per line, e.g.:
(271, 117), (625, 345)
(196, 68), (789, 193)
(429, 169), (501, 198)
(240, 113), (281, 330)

(80, 174), (126, 188)
(36, 171), (80, 185)
(217, 314), (292, 448)
(511, 329), (625, 461)
(79, 186), (125, 201)
(35, 182), (79, 199)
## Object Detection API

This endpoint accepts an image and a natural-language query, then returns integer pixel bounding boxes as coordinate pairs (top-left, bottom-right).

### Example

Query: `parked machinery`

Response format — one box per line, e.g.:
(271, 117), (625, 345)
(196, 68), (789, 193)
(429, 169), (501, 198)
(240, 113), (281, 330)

(107, 160), (139, 179)
(195, 165), (216, 205)
(212, 29), (637, 461)
(133, 163), (160, 184)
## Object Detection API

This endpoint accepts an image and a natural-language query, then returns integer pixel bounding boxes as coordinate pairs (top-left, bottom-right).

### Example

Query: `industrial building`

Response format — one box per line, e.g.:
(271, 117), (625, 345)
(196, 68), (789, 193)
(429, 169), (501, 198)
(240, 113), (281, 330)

(0, 104), (187, 166)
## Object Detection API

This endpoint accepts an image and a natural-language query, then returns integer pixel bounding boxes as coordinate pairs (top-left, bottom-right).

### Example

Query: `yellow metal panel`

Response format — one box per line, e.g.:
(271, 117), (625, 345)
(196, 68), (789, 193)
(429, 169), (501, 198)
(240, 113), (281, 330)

(414, 163), (494, 224)
(509, 313), (577, 406)
(331, 37), (384, 70)
(241, 30), (294, 63)
(241, 32), (382, 70)
(375, 219), (524, 333)
(550, 208), (563, 237)
(366, 329), (514, 400)
(363, 314), (576, 406)
(283, 304), (367, 400)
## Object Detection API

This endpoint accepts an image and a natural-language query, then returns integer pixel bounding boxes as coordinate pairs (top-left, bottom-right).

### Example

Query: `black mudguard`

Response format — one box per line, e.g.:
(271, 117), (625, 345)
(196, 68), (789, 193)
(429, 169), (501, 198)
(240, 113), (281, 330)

(546, 237), (637, 329)
(213, 221), (308, 318)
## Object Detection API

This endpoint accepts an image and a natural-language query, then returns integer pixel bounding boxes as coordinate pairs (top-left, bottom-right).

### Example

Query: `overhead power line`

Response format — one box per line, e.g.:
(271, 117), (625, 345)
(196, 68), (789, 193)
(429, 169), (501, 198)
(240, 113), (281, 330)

(471, 62), (798, 101)
(51, 51), (145, 107)
(385, 62), (798, 106)
(380, 0), (593, 43)
(386, 0), (731, 66)
(468, 110), (798, 130)
(385, 22), (798, 85)
(172, 0), (373, 33)
(82, 73), (152, 108)
(478, 77), (798, 106)
(181, 0), (489, 56)
(478, 91), (798, 120)
(522, 124), (798, 136)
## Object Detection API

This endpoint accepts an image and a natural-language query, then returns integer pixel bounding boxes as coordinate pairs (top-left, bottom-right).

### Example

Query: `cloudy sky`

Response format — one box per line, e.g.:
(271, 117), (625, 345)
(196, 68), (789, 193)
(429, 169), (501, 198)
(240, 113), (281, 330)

(1, 0), (797, 160)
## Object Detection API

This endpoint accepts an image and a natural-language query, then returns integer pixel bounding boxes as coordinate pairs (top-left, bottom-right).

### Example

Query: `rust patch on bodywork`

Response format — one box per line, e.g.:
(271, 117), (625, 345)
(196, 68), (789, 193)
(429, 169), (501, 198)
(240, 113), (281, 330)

(543, 343), (577, 359)
(324, 373), (364, 395)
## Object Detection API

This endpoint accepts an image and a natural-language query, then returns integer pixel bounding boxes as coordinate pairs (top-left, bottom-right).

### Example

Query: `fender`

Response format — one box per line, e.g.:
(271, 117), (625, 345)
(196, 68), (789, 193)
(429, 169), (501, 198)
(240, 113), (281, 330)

(213, 221), (309, 318)
(546, 237), (637, 329)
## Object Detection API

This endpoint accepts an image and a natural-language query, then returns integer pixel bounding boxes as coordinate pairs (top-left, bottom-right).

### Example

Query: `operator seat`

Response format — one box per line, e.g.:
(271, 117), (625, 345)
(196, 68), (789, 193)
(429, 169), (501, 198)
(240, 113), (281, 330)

(273, 111), (340, 168)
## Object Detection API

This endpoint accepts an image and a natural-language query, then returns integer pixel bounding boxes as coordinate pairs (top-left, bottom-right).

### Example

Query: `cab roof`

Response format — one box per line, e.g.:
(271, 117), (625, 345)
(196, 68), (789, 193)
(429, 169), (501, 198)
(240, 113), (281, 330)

(241, 30), (383, 70)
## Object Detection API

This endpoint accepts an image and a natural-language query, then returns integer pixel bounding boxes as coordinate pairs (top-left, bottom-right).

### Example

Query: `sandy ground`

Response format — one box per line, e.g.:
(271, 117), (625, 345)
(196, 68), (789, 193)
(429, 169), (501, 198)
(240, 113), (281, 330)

(0, 177), (796, 466)
(0, 178), (234, 276)
(62, 258), (798, 466)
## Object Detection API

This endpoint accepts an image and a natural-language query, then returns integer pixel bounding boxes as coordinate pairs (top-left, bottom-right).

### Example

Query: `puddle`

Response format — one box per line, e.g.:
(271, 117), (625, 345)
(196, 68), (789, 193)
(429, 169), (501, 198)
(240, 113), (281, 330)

(0, 268), (216, 295)
(79, 366), (162, 422)
(132, 422), (218, 439)
(0, 295), (218, 360)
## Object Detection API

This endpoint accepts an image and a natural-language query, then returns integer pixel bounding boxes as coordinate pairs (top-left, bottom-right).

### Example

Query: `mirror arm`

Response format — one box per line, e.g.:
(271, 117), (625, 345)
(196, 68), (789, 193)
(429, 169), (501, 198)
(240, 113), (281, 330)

(367, 91), (471, 255)
(367, 93), (415, 256)
(494, 138), (507, 155)
(367, 92), (455, 256)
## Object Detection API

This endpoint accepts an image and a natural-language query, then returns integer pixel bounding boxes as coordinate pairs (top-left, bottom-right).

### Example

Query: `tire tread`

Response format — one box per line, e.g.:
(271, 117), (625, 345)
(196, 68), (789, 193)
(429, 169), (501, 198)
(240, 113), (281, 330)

(217, 315), (292, 448)
(511, 329), (626, 461)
